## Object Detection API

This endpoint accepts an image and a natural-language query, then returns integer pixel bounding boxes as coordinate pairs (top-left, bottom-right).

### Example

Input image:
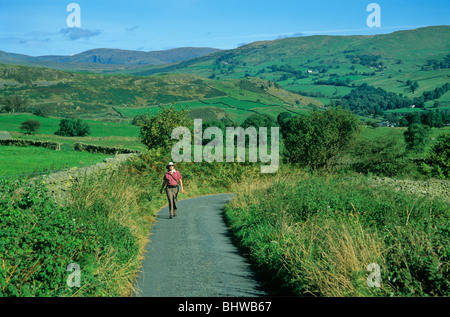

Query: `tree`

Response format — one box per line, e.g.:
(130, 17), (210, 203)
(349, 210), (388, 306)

(425, 133), (450, 178)
(404, 123), (431, 153)
(276, 112), (293, 137)
(54, 118), (90, 137)
(242, 113), (278, 146)
(139, 106), (192, 150)
(1, 96), (28, 113)
(283, 107), (360, 170)
(242, 113), (277, 130)
(350, 135), (409, 177)
(411, 81), (419, 93)
(33, 104), (52, 117)
(20, 120), (41, 134)
(202, 119), (227, 146)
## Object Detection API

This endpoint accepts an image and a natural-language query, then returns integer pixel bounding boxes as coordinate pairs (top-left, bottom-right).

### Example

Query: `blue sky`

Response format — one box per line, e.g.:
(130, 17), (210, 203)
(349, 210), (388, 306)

(0, 0), (448, 56)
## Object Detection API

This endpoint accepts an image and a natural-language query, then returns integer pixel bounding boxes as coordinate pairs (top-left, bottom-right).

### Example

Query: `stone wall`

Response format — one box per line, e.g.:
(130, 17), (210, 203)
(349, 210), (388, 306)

(74, 142), (141, 155)
(0, 131), (12, 140)
(43, 153), (137, 202)
(372, 176), (450, 201)
(0, 138), (61, 150)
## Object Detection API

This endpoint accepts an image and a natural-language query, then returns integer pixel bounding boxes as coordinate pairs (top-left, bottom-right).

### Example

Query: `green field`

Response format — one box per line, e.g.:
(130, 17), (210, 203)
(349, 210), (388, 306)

(0, 114), (140, 138)
(0, 145), (111, 177)
(0, 114), (144, 177)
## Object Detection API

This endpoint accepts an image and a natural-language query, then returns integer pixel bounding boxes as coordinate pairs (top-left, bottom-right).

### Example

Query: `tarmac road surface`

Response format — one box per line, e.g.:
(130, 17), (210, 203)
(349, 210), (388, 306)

(133, 193), (267, 297)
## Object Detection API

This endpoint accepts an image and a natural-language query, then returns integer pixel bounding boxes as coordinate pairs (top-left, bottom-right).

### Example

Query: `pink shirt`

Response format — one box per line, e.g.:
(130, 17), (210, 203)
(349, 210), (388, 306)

(164, 170), (182, 186)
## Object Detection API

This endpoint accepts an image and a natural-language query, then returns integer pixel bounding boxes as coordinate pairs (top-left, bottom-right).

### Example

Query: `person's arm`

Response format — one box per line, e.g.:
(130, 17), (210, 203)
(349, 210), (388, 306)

(160, 178), (168, 194)
(179, 179), (184, 194)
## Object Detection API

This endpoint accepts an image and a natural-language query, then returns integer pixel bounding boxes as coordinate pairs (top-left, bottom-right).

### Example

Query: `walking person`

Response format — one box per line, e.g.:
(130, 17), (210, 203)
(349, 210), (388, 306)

(160, 162), (184, 219)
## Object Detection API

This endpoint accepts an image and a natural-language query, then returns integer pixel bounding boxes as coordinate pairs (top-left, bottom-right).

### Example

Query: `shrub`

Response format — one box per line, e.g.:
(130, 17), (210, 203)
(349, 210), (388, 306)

(425, 133), (450, 178)
(283, 107), (360, 170)
(54, 118), (90, 137)
(0, 177), (97, 296)
(404, 123), (431, 153)
(138, 106), (192, 150)
(350, 135), (410, 177)
(0, 162), (153, 296)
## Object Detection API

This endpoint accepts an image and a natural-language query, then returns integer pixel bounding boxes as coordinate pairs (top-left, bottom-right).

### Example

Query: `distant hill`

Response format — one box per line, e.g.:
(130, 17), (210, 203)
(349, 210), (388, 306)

(127, 26), (450, 76)
(121, 26), (450, 111)
(0, 47), (221, 72)
(0, 63), (318, 122)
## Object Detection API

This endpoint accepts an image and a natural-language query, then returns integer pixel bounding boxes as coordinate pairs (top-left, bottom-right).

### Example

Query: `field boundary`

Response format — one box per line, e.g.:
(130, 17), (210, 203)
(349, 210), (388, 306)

(42, 153), (138, 202)
(0, 138), (61, 150)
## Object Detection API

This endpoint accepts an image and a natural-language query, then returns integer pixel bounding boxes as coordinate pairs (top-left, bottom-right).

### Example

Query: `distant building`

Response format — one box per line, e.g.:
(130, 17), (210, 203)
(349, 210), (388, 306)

(379, 121), (396, 128)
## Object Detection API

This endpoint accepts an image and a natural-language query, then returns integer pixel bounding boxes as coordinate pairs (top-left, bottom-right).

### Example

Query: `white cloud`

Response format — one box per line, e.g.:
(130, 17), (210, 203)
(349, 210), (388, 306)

(60, 28), (101, 41)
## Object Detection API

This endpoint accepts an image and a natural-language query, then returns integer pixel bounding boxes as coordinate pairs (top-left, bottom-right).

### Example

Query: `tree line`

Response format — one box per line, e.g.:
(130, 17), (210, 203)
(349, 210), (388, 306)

(331, 83), (450, 117)
(135, 106), (450, 179)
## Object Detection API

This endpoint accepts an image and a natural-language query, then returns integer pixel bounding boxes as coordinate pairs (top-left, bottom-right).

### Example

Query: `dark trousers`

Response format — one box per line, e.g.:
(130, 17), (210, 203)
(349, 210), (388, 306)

(166, 187), (179, 217)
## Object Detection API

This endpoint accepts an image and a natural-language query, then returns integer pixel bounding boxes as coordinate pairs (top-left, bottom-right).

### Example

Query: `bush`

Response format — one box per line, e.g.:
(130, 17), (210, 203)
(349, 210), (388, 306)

(283, 107), (360, 170)
(425, 132), (450, 178)
(138, 106), (192, 150)
(276, 112), (293, 137)
(404, 123), (431, 153)
(350, 135), (410, 177)
(0, 177), (97, 296)
(0, 167), (149, 297)
(54, 119), (90, 137)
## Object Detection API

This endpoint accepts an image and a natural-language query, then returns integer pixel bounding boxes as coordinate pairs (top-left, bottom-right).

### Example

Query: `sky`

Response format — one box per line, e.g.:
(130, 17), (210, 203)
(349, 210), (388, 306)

(0, 0), (448, 56)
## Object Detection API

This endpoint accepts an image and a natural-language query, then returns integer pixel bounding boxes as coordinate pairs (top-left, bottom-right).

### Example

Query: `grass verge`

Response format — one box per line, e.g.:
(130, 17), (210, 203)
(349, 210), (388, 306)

(224, 168), (450, 296)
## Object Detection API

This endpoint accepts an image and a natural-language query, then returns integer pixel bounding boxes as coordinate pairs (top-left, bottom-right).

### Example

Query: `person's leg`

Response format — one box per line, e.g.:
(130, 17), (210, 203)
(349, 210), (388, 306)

(166, 188), (175, 218)
(173, 189), (178, 217)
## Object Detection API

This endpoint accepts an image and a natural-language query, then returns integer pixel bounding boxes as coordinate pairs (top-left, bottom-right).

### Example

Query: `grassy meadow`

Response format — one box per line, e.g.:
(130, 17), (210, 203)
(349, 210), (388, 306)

(0, 145), (109, 177)
(0, 113), (143, 178)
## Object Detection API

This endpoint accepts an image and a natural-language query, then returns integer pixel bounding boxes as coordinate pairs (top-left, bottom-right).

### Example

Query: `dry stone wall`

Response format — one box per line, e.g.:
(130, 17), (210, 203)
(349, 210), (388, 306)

(43, 153), (137, 202)
(372, 176), (450, 201)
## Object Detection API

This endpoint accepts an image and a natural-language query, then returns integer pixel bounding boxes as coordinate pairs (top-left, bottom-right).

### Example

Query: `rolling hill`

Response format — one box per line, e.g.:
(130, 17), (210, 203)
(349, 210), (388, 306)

(0, 63), (319, 123)
(0, 47), (221, 73)
(120, 26), (450, 110)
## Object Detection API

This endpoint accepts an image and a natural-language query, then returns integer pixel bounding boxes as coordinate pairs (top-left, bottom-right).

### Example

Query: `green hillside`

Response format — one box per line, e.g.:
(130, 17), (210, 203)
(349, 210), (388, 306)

(0, 64), (319, 123)
(123, 26), (450, 111)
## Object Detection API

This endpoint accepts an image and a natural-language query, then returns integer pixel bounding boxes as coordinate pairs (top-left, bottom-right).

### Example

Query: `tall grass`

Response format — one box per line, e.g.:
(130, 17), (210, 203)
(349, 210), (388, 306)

(0, 165), (153, 296)
(225, 168), (450, 296)
(0, 148), (262, 296)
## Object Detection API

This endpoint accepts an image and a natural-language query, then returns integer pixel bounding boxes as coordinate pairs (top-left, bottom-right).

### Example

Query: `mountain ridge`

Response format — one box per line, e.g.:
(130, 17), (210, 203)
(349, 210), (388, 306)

(0, 47), (222, 72)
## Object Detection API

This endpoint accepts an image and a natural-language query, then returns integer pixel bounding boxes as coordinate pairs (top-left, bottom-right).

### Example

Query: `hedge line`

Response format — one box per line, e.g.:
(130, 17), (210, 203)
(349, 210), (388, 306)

(74, 142), (141, 155)
(0, 139), (141, 155)
(0, 139), (60, 150)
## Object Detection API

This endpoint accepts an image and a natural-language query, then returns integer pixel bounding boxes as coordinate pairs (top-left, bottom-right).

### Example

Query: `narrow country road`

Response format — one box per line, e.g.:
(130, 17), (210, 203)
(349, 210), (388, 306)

(133, 193), (267, 297)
